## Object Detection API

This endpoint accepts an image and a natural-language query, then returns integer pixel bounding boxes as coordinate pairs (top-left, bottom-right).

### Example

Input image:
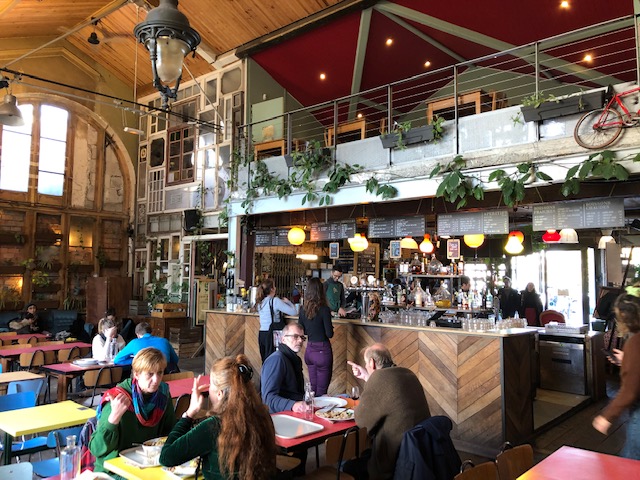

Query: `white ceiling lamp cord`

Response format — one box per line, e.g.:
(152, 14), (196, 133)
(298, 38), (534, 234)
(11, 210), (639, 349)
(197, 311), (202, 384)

(123, 6), (143, 135)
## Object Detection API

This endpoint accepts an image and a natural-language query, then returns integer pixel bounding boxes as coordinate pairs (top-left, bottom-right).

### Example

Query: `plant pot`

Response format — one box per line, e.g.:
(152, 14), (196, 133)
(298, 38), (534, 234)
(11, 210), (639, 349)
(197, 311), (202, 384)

(34, 232), (63, 245)
(520, 90), (604, 122)
(380, 125), (434, 149)
(0, 265), (26, 274)
(0, 232), (26, 245)
(38, 262), (63, 272)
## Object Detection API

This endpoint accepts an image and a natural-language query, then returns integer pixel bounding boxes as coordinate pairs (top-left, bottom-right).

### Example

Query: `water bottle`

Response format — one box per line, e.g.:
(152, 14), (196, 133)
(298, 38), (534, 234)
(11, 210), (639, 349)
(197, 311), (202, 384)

(60, 435), (81, 480)
(304, 382), (314, 421)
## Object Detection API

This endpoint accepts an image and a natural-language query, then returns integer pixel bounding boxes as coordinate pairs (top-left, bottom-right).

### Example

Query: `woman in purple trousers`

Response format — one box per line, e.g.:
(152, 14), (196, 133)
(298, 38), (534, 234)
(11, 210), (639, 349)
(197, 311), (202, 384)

(299, 277), (334, 396)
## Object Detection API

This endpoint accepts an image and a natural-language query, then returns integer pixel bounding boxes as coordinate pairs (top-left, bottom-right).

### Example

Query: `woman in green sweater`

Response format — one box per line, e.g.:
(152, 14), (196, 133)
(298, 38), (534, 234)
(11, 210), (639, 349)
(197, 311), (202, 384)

(160, 354), (276, 480)
(89, 347), (176, 475)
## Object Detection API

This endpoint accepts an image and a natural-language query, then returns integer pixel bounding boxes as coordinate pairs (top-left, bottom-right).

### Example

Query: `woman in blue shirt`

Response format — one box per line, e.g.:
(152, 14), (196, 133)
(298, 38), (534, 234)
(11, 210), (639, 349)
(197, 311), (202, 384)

(255, 278), (297, 363)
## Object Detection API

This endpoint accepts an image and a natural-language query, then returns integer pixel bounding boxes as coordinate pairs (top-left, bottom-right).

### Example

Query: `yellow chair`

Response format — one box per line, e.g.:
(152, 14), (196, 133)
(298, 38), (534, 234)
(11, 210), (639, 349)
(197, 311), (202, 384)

(495, 444), (533, 480)
(455, 460), (498, 480)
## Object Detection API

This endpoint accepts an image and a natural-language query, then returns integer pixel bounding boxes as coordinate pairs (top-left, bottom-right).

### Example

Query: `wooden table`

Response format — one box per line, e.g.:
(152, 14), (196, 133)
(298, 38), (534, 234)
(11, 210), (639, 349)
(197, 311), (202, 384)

(254, 139), (286, 160)
(0, 341), (91, 372)
(324, 119), (366, 146)
(0, 371), (44, 385)
(41, 362), (115, 403)
(426, 89), (506, 121)
(517, 445), (640, 479)
(166, 376), (209, 399)
(0, 400), (95, 464)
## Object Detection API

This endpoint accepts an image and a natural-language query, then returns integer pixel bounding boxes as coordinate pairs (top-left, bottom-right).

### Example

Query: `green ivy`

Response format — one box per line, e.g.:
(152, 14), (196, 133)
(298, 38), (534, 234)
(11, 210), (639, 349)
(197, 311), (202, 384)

(429, 155), (484, 209)
(488, 163), (551, 207)
(365, 177), (398, 199)
(561, 150), (640, 197)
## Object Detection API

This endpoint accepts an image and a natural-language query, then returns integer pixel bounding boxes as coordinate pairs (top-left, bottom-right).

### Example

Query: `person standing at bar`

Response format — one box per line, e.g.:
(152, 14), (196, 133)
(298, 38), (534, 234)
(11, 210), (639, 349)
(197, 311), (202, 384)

(324, 265), (346, 317)
(299, 277), (334, 396)
(255, 278), (297, 363)
(498, 277), (520, 318)
(520, 282), (543, 326)
(593, 286), (640, 460)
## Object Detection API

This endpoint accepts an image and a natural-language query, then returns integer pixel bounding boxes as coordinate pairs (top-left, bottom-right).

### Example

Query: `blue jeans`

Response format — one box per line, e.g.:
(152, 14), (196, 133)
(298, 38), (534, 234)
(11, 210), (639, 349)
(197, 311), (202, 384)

(304, 341), (333, 396)
(622, 404), (640, 460)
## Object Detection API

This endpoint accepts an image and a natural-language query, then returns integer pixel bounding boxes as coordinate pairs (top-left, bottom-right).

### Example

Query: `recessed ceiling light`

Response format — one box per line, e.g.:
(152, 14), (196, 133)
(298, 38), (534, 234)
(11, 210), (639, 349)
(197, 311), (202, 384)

(424, 60), (431, 68)
(357, 113), (363, 119)
(319, 73), (326, 80)
(386, 38), (393, 46)
(583, 53), (593, 62)
(560, 0), (569, 8)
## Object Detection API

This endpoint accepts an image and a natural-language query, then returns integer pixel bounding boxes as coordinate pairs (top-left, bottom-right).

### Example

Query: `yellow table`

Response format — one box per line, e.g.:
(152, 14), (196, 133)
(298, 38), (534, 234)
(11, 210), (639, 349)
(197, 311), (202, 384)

(104, 457), (201, 480)
(0, 400), (95, 464)
(0, 371), (44, 385)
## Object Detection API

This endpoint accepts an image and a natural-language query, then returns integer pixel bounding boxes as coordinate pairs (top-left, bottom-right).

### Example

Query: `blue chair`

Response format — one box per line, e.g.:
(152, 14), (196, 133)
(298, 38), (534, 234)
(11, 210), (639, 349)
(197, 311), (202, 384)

(0, 462), (33, 479)
(0, 392), (48, 458)
(7, 378), (46, 405)
(31, 426), (83, 478)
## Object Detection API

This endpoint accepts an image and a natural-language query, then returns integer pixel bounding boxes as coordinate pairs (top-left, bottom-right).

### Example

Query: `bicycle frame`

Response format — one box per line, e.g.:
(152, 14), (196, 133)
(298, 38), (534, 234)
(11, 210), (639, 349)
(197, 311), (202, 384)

(595, 86), (640, 128)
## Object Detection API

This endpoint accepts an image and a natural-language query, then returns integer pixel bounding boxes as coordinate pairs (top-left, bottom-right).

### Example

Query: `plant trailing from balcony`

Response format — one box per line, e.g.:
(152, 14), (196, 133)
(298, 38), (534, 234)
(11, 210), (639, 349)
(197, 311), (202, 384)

(488, 162), (552, 207)
(365, 177), (398, 200)
(520, 90), (604, 122)
(429, 155), (485, 209)
(561, 150), (640, 197)
(381, 118), (440, 149)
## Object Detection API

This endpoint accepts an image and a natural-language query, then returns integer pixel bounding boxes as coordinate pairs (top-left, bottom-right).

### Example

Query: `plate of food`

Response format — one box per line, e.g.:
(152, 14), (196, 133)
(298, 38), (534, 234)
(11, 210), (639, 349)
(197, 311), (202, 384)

(313, 396), (348, 409)
(73, 358), (99, 366)
(315, 407), (355, 422)
(162, 458), (200, 479)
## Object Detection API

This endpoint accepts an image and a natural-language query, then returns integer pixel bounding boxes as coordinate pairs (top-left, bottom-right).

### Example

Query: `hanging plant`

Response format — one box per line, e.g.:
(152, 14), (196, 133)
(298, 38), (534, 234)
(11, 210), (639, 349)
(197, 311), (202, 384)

(488, 163), (552, 207)
(429, 155), (485, 209)
(561, 150), (640, 197)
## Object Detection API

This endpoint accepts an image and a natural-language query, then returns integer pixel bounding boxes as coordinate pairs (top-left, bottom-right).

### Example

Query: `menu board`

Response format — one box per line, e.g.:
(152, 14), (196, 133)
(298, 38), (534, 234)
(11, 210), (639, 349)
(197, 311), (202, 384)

(368, 216), (425, 238)
(355, 244), (379, 276)
(309, 220), (356, 241)
(532, 199), (624, 231)
(437, 210), (509, 236)
(254, 229), (296, 247)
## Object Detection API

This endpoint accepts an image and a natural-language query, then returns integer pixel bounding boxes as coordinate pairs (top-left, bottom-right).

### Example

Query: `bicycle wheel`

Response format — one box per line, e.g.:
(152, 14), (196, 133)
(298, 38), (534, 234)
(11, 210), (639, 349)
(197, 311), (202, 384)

(574, 108), (622, 149)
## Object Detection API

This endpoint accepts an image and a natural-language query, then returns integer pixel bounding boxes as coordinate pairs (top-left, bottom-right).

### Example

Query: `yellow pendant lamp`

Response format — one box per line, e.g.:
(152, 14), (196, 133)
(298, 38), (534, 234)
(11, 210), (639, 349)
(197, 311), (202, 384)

(348, 233), (369, 252)
(504, 234), (524, 254)
(419, 234), (434, 254)
(463, 234), (485, 248)
(287, 227), (305, 245)
(400, 236), (419, 249)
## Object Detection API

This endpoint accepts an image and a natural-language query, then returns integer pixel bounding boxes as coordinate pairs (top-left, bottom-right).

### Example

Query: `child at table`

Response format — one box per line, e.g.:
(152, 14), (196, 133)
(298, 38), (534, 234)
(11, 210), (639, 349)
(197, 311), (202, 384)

(159, 354), (276, 480)
(89, 347), (176, 474)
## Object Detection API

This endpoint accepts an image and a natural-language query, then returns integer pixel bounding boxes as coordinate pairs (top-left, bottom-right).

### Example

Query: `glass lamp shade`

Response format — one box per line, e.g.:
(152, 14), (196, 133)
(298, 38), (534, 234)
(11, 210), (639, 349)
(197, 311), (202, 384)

(463, 234), (485, 248)
(155, 36), (190, 83)
(399, 236), (419, 249)
(509, 230), (524, 243)
(419, 234), (434, 254)
(348, 233), (368, 252)
(598, 235), (615, 249)
(505, 235), (524, 254)
(559, 228), (579, 244)
(0, 94), (25, 126)
(287, 227), (305, 245)
(542, 229), (561, 243)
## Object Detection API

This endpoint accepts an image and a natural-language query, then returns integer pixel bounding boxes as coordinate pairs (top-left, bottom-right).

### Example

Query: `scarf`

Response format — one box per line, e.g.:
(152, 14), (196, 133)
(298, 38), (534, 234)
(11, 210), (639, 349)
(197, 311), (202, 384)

(96, 379), (170, 427)
(278, 343), (304, 395)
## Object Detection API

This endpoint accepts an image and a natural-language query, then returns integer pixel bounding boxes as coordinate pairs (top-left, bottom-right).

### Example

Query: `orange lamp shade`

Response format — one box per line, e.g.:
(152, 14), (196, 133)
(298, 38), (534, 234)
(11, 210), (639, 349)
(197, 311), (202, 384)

(463, 234), (485, 248)
(509, 230), (524, 243)
(419, 234), (434, 254)
(348, 233), (369, 252)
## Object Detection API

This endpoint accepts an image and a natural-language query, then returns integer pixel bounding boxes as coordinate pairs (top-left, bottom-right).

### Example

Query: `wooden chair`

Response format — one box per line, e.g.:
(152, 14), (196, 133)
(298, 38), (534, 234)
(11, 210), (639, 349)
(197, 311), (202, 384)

(455, 460), (498, 480)
(17, 336), (38, 345)
(495, 443), (533, 480)
(303, 426), (366, 480)
(36, 340), (64, 346)
(276, 454), (302, 480)
(77, 366), (124, 407)
(19, 350), (46, 372)
(0, 343), (28, 350)
(173, 393), (191, 420)
(164, 371), (195, 381)
(539, 310), (565, 326)
(57, 346), (81, 363)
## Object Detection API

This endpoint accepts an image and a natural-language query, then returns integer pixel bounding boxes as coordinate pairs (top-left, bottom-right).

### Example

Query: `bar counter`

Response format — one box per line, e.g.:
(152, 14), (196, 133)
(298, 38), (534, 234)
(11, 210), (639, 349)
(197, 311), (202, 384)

(204, 309), (536, 453)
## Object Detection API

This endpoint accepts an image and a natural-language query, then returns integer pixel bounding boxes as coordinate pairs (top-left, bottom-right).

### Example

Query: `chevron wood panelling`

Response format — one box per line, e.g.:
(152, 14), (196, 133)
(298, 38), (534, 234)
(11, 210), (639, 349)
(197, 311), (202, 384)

(205, 312), (535, 451)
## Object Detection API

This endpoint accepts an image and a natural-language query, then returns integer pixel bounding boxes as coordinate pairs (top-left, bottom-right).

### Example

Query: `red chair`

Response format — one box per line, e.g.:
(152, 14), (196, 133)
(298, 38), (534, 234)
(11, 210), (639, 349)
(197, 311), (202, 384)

(539, 310), (565, 326)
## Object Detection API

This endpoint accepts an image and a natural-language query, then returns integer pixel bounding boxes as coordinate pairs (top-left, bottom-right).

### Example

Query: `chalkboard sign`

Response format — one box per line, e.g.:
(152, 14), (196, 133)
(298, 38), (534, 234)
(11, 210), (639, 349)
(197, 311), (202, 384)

(355, 244), (379, 276)
(274, 229), (291, 246)
(334, 249), (355, 273)
(532, 199), (624, 231)
(255, 230), (275, 247)
(368, 216), (424, 238)
(437, 210), (509, 236)
(309, 220), (356, 241)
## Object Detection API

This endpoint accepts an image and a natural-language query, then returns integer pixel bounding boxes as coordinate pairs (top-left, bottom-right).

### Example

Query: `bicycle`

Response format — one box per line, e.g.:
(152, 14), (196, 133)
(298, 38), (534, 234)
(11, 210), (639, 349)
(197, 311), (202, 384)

(573, 84), (640, 149)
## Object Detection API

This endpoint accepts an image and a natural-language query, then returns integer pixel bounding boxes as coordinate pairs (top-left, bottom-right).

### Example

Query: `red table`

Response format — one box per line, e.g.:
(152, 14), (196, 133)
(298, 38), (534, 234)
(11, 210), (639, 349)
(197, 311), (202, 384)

(273, 411), (356, 452)
(518, 446), (640, 479)
(0, 341), (91, 372)
(41, 361), (116, 402)
(166, 376), (209, 398)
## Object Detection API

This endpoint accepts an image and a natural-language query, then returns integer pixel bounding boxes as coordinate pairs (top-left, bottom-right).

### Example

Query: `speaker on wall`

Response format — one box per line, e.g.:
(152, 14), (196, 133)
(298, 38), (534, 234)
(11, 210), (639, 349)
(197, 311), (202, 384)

(184, 209), (201, 232)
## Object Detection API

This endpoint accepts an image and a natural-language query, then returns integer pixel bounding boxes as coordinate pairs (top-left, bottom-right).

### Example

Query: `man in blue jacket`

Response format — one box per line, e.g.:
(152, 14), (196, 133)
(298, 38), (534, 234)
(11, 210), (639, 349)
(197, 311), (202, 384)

(113, 322), (179, 373)
(261, 322), (307, 413)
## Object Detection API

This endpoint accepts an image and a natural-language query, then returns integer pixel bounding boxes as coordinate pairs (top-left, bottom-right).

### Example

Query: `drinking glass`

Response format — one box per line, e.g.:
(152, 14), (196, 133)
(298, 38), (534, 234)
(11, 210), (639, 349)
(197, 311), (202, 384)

(351, 386), (360, 400)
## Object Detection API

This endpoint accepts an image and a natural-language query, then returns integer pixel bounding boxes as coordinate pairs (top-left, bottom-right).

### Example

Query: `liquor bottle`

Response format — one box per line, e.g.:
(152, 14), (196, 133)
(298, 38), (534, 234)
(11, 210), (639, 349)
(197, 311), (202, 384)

(486, 289), (493, 309)
(60, 435), (81, 480)
(458, 256), (464, 275)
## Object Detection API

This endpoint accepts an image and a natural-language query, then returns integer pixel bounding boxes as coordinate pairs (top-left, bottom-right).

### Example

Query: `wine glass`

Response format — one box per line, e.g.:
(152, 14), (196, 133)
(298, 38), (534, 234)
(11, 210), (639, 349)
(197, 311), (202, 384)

(351, 386), (360, 400)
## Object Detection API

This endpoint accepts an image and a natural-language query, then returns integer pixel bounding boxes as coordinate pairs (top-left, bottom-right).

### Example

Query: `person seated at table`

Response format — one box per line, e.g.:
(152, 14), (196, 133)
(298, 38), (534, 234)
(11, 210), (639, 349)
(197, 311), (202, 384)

(260, 322), (307, 414)
(160, 355), (276, 480)
(113, 322), (180, 373)
(92, 316), (126, 362)
(9, 303), (43, 334)
(345, 343), (431, 480)
(89, 347), (176, 474)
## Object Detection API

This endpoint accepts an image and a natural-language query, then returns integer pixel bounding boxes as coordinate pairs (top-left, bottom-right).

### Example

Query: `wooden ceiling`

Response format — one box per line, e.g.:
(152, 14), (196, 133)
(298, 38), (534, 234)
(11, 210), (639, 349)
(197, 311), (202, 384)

(0, 0), (344, 97)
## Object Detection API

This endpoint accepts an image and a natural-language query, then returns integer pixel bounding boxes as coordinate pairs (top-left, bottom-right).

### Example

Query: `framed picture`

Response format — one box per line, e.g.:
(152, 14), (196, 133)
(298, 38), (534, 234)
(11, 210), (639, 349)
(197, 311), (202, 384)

(447, 239), (461, 259)
(329, 242), (339, 259)
(390, 240), (401, 259)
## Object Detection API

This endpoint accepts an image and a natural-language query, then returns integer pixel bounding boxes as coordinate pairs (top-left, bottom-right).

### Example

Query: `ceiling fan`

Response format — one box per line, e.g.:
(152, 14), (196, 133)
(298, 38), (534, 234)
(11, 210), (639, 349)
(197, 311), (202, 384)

(87, 19), (130, 46)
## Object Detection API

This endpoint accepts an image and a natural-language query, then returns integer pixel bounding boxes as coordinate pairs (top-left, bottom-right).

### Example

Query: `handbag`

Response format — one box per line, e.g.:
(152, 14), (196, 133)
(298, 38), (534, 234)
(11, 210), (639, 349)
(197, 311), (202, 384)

(268, 298), (287, 349)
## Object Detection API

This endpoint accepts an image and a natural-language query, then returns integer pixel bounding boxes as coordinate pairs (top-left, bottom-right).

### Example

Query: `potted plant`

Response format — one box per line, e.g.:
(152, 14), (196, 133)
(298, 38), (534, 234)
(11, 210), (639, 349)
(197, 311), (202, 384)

(380, 121), (436, 149)
(520, 90), (604, 122)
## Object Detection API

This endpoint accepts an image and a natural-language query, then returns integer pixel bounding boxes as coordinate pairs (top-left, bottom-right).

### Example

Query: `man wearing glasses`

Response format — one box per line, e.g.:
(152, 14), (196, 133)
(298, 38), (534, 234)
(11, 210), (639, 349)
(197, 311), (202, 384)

(261, 323), (308, 414)
(325, 265), (347, 317)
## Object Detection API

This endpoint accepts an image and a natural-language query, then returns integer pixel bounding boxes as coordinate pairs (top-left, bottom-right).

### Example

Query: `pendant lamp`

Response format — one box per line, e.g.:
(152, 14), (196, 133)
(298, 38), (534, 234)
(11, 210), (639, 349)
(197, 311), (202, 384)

(348, 233), (368, 252)
(559, 228), (579, 244)
(542, 229), (561, 243)
(400, 236), (419, 249)
(505, 234), (524, 254)
(287, 227), (305, 245)
(598, 229), (615, 249)
(0, 94), (25, 126)
(419, 234), (434, 254)
(463, 234), (485, 248)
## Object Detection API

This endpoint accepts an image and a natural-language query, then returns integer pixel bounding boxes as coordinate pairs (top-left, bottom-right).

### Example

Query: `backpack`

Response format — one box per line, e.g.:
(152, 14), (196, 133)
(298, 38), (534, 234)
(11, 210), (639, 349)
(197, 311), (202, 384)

(78, 416), (97, 471)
